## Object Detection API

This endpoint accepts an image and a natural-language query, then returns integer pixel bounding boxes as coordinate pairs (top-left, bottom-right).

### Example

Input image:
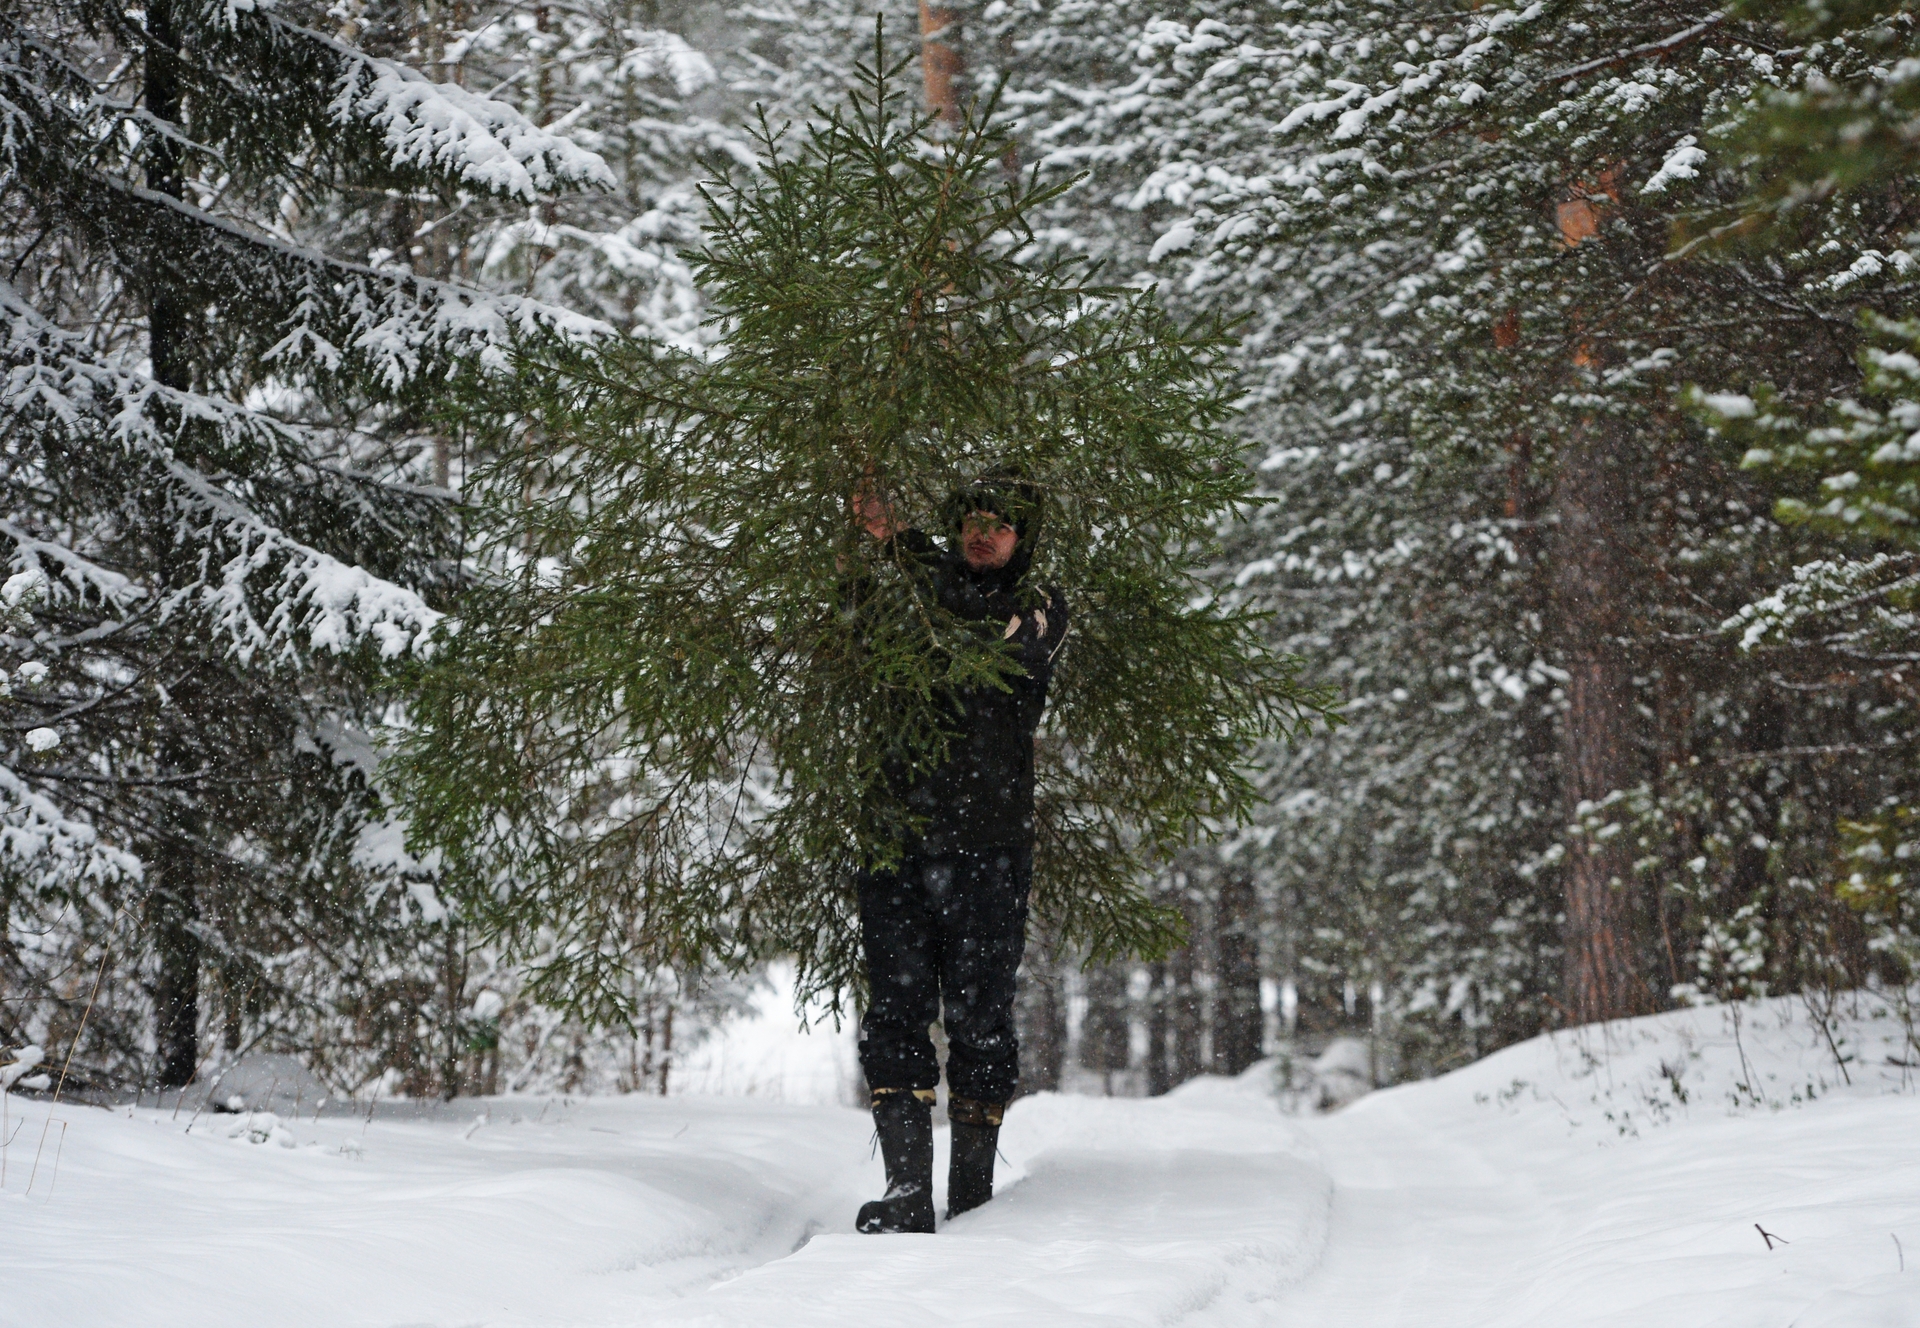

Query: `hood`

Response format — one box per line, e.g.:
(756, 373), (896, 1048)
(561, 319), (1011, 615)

(946, 471), (1040, 591)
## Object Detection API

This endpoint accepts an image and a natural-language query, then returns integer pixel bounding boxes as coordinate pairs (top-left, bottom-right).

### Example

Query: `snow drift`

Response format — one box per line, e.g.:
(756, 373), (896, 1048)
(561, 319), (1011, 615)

(4, 993), (1914, 1327)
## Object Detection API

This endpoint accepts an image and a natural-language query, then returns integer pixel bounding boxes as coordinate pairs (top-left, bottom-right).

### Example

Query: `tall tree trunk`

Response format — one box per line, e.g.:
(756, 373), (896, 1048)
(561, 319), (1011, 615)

(439, 924), (465, 1099)
(1546, 181), (1650, 1026)
(1077, 962), (1131, 1092)
(151, 840), (200, 1088)
(1730, 694), (1785, 911)
(1014, 952), (1063, 1094)
(1551, 407), (1647, 1024)
(144, 8), (203, 1090)
(658, 1004), (674, 1096)
(1168, 933), (1202, 1086)
(1212, 873), (1263, 1075)
(220, 962), (244, 1054)
(1144, 961), (1171, 1095)
(919, 2), (962, 125)
(143, 0), (189, 394)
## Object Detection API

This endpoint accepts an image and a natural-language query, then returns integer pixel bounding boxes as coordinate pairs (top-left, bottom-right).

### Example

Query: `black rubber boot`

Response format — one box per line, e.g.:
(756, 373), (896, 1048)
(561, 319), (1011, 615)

(945, 1096), (1005, 1219)
(856, 1089), (936, 1234)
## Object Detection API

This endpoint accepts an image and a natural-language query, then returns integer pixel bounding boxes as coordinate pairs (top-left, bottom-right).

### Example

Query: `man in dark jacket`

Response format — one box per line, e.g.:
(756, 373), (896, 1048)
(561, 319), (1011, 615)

(849, 475), (1068, 1235)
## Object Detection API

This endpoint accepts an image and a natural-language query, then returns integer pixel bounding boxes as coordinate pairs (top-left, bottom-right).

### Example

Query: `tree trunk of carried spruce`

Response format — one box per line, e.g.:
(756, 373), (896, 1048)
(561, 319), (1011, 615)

(1212, 873), (1264, 1075)
(1551, 404), (1648, 1025)
(919, 3), (963, 125)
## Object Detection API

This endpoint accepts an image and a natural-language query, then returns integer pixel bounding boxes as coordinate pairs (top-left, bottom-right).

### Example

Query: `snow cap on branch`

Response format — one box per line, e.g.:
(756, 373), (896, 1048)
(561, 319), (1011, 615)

(331, 46), (616, 202)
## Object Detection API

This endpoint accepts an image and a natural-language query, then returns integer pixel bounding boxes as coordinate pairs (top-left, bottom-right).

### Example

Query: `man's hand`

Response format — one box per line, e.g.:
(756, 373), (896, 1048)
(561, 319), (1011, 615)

(853, 477), (901, 542)
(1002, 597), (1068, 663)
(1003, 608), (1048, 640)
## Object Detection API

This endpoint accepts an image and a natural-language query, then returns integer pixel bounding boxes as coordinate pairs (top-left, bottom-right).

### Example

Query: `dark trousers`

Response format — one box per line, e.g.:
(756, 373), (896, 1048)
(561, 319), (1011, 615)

(856, 845), (1031, 1105)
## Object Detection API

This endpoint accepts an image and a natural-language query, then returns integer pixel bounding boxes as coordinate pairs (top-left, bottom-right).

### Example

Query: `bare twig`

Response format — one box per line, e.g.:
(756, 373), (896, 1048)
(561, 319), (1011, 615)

(1542, 14), (1727, 84)
(27, 939), (109, 1197)
(1800, 988), (1853, 1086)
(1710, 743), (1913, 767)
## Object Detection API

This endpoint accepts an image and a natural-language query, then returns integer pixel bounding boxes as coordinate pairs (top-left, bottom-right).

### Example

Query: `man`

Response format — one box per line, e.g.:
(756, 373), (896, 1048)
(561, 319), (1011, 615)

(849, 474), (1068, 1234)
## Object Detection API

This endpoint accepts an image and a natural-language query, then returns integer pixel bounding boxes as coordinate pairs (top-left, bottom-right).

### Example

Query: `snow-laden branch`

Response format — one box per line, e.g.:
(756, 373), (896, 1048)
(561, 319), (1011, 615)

(1642, 135), (1707, 193)
(3, 40), (616, 389)
(174, 1), (616, 202)
(0, 760), (142, 886)
(2, 282), (442, 663)
(1722, 555), (1920, 649)
(82, 171), (615, 387)
(0, 525), (141, 613)
(323, 36), (616, 202)
(159, 454), (442, 662)
(1539, 13), (1725, 85)
(618, 30), (717, 97)
(6, 6), (611, 206)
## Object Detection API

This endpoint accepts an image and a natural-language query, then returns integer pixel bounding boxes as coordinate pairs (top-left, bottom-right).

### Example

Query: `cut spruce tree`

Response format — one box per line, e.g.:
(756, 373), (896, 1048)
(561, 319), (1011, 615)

(0, 0), (608, 1089)
(399, 39), (1333, 1023)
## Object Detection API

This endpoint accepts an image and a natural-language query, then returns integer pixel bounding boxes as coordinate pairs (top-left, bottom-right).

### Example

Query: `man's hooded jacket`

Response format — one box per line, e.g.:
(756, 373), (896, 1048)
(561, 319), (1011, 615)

(863, 484), (1069, 855)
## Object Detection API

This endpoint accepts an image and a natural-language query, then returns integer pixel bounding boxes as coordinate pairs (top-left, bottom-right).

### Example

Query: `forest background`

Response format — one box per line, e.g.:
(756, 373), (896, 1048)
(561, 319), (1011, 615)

(5, 0), (1918, 1103)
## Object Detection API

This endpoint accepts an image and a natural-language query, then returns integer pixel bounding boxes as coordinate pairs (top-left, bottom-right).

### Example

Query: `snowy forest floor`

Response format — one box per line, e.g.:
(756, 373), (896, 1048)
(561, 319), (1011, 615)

(7, 995), (1918, 1328)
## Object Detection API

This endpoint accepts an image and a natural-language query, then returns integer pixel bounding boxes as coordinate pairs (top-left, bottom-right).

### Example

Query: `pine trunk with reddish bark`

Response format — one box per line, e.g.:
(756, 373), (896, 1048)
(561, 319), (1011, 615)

(1550, 406), (1648, 1025)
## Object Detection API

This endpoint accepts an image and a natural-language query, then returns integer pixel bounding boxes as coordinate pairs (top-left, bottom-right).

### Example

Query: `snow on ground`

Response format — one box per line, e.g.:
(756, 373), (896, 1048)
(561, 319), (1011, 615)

(1285, 993), (1920, 1328)
(668, 963), (861, 1106)
(6, 994), (1917, 1327)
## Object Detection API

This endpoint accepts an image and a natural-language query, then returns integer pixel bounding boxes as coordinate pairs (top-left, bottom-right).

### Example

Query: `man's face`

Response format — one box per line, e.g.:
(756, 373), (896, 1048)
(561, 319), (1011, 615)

(961, 510), (1019, 570)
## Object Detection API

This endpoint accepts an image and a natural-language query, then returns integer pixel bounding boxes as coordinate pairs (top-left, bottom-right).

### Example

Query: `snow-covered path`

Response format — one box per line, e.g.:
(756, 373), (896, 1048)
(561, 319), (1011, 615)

(5, 1078), (1330, 1328)
(8, 997), (1918, 1327)
(677, 1084), (1329, 1327)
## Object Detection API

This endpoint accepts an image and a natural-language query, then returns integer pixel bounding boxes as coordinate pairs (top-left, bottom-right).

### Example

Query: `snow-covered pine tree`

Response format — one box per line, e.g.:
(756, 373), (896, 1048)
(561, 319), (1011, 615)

(979, 0), (1564, 1071)
(1685, 0), (1920, 1017)
(1179, 0), (1920, 1032)
(991, 0), (1920, 1065)
(399, 39), (1332, 1026)
(0, 0), (609, 1090)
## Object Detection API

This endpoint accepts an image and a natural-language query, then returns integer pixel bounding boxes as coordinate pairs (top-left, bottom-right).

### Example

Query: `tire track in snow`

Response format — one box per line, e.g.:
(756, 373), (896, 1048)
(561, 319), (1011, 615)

(669, 1077), (1334, 1327)
(1263, 1090), (1567, 1327)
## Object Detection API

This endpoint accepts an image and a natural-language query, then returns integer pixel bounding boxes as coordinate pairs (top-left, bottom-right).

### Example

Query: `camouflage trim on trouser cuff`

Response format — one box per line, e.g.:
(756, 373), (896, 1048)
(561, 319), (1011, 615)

(947, 1095), (1005, 1127)
(870, 1086), (939, 1108)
